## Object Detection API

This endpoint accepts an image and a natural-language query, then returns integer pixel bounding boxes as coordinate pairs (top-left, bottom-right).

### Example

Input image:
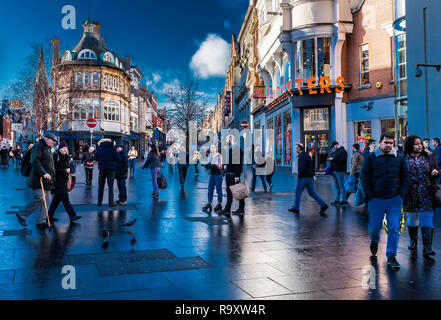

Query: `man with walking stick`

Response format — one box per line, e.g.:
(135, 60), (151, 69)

(16, 133), (58, 230)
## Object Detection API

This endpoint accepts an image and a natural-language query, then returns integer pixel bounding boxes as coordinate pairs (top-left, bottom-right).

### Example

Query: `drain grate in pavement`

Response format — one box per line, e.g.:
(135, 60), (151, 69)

(5, 211), (20, 215)
(185, 216), (230, 226)
(15, 188), (27, 191)
(3, 229), (32, 236)
(68, 249), (212, 276)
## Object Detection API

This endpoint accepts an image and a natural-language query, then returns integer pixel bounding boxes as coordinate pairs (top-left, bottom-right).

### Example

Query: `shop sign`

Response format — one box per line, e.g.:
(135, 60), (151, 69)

(253, 86), (266, 99)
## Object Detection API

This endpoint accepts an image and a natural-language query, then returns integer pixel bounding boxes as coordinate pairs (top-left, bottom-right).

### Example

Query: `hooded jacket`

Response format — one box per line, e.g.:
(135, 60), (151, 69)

(95, 139), (118, 171)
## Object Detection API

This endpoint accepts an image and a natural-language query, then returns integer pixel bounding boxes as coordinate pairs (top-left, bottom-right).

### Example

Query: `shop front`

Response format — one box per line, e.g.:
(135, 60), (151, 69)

(265, 101), (293, 168)
(346, 96), (397, 151)
(301, 107), (330, 172)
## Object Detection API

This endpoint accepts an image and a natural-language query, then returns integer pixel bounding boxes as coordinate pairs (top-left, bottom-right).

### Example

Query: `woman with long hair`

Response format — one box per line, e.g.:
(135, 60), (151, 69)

(403, 135), (439, 259)
(142, 144), (162, 199)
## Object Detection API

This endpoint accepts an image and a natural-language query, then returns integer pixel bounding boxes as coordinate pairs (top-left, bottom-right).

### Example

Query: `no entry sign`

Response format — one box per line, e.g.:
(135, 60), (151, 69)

(240, 121), (249, 129)
(86, 118), (97, 129)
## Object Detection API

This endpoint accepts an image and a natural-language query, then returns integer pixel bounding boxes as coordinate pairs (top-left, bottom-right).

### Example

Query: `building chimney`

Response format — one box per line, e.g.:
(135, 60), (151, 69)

(51, 37), (61, 67)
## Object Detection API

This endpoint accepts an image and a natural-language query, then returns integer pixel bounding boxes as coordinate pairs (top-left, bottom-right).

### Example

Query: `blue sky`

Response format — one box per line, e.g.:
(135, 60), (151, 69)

(0, 0), (249, 108)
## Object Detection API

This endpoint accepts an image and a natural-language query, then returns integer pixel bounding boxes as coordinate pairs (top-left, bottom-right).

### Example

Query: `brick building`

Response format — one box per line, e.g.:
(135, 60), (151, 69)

(343, 0), (404, 150)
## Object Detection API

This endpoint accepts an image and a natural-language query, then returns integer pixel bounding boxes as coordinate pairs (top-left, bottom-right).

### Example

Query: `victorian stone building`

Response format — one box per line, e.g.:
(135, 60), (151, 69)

(47, 19), (164, 157)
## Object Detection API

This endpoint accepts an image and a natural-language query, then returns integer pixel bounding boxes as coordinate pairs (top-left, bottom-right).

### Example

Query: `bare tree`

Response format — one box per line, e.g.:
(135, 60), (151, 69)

(8, 41), (54, 113)
(164, 78), (210, 148)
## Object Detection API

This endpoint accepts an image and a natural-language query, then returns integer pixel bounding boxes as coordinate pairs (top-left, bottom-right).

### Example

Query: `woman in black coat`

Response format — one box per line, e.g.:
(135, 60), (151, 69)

(47, 141), (81, 224)
(403, 135), (439, 259)
(0, 146), (9, 168)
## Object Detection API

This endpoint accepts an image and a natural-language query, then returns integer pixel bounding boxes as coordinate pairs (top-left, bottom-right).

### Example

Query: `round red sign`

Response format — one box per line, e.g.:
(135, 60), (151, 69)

(240, 121), (249, 129)
(86, 118), (97, 128)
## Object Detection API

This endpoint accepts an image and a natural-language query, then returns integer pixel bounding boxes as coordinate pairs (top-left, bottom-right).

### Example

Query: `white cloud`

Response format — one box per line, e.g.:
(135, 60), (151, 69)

(152, 73), (162, 83)
(190, 34), (231, 79)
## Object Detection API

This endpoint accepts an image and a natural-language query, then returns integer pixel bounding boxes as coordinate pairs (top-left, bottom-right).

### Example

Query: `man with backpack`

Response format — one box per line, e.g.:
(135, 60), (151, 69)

(16, 133), (58, 229)
(115, 144), (129, 206)
(95, 138), (118, 207)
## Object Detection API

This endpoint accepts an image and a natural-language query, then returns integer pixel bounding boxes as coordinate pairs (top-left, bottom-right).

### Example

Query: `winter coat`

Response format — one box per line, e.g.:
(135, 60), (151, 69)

(204, 153), (222, 175)
(403, 154), (439, 212)
(435, 145), (441, 169)
(297, 151), (315, 178)
(116, 151), (129, 179)
(351, 151), (364, 175)
(330, 147), (347, 172)
(52, 151), (70, 195)
(0, 148), (8, 163)
(360, 148), (409, 201)
(142, 153), (162, 169)
(224, 145), (244, 177)
(28, 139), (56, 190)
(82, 152), (95, 168)
(95, 139), (118, 171)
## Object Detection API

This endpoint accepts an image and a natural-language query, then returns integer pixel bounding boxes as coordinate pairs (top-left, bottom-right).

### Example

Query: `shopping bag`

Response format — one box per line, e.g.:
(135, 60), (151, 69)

(344, 175), (356, 194)
(230, 181), (249, 200)
(354, 180), (366, 206)
(325, 167), (332, 175)
(157, 171), (168, 189)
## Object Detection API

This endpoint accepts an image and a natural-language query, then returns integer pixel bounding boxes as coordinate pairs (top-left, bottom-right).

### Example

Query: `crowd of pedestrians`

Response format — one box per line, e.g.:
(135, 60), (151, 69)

(8, 130), (441, 271)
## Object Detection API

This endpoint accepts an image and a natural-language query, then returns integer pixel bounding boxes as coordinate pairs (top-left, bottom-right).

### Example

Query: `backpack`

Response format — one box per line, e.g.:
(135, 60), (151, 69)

(21, 150), (33, 177)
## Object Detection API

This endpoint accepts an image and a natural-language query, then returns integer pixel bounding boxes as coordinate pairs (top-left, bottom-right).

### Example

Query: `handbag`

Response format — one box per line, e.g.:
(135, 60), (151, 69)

(230, 181), (249, 201)
(344, 175), (356, 194)
(67, 173), (76, 192)
(325, 167), (332, 175)
(157, 171), (168, 189)
(354, 180), (366, 206)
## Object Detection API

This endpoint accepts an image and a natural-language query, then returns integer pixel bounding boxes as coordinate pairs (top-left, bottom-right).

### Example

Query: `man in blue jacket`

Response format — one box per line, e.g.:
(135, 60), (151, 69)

(289, 144), (328, 215)
(95, 138), (118, 207)
(328, 141), (348, 206)
(432, 137), (441, 184)
(360, 132), (409, 269)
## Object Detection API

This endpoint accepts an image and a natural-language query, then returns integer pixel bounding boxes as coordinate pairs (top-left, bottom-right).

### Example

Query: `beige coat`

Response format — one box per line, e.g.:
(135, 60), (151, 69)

(351, 151), (364, 175)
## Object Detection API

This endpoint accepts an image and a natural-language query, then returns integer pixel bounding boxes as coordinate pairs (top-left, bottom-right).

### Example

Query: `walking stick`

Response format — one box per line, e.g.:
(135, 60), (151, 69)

(40, 177), (51, 229)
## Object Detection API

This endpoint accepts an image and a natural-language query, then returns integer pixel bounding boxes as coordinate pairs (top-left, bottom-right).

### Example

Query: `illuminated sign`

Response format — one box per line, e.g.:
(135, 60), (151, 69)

(8, 100), (24, 108)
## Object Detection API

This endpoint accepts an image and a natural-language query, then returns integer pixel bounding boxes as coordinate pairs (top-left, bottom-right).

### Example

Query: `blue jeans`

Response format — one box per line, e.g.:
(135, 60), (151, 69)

(293, 177), (326, 210)
(117, 178), (127, 202)
(151, 167), (161, 194)
(332, 172), (347, 202)
(208, 175), (223, 204)
(407, 211), (433, 228)
(251, 168), (267, 191)
(129, 159), (136, 176)
(368, 196), (403, 258)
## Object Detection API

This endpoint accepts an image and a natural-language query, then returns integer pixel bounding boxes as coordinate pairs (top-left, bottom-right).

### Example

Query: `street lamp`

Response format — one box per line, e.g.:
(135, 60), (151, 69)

(415, 64), (440, 77)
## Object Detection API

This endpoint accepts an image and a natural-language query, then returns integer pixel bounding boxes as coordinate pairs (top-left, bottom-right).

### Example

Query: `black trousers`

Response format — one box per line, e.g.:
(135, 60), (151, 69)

(85, 167), (93, 184)
(48, 193), (77, 219)
(225, 174), (245, 211)
(98, 170), (115, 205)
(178, 165), (188, 185)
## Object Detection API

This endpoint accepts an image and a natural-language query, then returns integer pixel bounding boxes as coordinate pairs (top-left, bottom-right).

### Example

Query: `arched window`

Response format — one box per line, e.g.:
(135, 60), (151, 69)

(113, 76), (117, 88)
(103, 74), (107, 86)
(78, 49), (97, 60)
(84, 72), (91, 85)
(92, 72), (99, 85)
(103, 52), (114, 63)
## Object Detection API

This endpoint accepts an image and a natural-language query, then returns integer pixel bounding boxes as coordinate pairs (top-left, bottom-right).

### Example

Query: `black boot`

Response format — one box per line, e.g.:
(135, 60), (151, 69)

(421, 227), (436, 258)
(202, 203), (212, 212)
(408, 226), (418, 250)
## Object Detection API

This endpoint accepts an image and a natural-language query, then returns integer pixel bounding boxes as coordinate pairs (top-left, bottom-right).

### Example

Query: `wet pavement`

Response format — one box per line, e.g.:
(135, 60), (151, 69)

(1, 161), (441, 300)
